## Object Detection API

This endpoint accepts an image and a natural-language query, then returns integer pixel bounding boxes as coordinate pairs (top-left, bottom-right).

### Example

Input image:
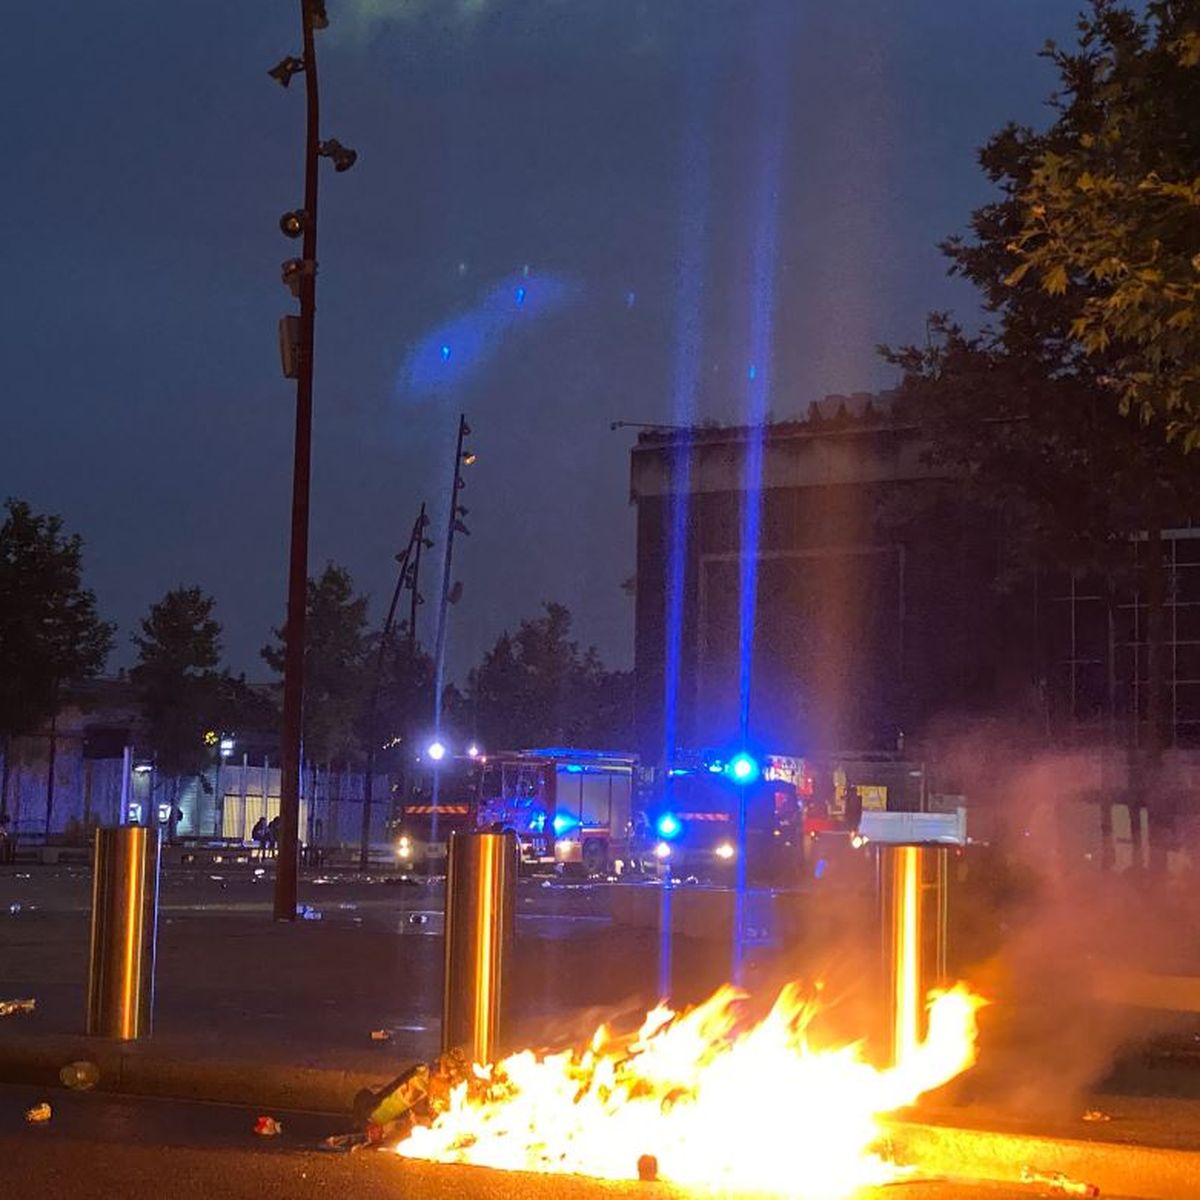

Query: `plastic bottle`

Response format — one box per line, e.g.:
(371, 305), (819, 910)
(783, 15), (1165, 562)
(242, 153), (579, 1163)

(59, 1061), (100, 1090)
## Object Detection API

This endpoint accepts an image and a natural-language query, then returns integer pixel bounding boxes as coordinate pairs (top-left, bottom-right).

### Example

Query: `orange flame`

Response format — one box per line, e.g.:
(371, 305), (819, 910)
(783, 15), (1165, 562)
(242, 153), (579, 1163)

(398, 982), (985, 1198)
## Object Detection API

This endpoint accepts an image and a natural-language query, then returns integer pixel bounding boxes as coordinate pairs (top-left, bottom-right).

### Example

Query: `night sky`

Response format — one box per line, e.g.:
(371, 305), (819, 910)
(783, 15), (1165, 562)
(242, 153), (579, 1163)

(1, 0), (1081, 684)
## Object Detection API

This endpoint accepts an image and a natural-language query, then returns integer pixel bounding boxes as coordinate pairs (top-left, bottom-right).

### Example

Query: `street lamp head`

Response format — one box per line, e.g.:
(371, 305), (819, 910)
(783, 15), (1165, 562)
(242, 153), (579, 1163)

(268, 55), (306, 87)
(279, 209), (309, 239)
(318, 139), (357, 173)
(461, 451), (477, 466)
(427, 739), (447, 762)
(219, 737), (235, 758)
(306, 0), (329, 30)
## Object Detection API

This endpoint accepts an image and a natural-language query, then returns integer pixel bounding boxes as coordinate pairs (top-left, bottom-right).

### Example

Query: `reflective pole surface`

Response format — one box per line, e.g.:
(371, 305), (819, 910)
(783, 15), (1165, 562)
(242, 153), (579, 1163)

(442, 830), (516, 1065)
(878, 843), (948, 1068)
(87, 826), (160, 1039)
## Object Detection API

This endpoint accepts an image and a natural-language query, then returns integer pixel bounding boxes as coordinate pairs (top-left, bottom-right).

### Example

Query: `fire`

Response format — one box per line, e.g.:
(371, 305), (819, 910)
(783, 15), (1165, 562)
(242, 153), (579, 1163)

(398, 982), (984, 1198)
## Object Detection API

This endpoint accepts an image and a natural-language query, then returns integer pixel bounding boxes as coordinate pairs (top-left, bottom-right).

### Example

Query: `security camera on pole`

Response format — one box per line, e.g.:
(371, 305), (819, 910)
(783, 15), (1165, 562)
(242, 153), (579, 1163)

(269, 0), (358, 922)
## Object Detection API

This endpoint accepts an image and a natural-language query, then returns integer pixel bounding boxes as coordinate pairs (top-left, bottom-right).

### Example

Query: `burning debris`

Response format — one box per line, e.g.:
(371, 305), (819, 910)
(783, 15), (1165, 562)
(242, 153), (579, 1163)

(0, 998), (35, 1017)
(394, 982), (984, 1199)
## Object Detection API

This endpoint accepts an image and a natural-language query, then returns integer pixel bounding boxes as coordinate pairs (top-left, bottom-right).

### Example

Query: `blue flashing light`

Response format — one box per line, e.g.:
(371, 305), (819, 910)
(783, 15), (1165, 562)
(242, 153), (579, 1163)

(439, 344), (451, 362)
(707, 761), (724, 774)
(515, 286), (526, 307)
(564, 764), (583, 774)
(656, 812), (682, 840)
(726, 752), (759, 785)
(667, 767), (690, 778)
(530, 811), (547, 834)
(552, 811), (578, 836)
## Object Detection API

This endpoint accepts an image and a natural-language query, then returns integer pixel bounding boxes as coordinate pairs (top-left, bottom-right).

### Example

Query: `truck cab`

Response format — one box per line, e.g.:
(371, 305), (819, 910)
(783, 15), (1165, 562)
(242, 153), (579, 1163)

(390, 756), (479, 871)
(475, 749), (637, 875)
(636, 751), (806, 884)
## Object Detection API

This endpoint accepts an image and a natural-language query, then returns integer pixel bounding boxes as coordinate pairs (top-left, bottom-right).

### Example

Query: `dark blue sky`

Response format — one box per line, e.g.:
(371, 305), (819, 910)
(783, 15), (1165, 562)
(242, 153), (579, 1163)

(1, 0), (1081, 682)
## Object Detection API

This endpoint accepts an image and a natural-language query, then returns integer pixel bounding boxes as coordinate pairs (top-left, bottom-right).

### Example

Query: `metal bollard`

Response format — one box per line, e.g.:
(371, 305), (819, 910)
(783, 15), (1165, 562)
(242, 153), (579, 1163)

(87, 826), (160, 1039)
(877, 843), (948, 1067)
(442, 830), (516, 1065)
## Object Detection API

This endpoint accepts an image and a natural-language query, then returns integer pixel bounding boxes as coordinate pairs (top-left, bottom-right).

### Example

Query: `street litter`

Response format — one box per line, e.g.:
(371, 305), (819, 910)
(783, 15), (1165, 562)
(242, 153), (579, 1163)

(1021, 1166), (1100, 1197)
(9, 903), (22, 915)
(408, 913), (428, 925)
(253, 868), (265, 877)
(209, 875), (224, 882)
(296, 904), (322, 920)
(60, 1061), (100, 1090)
(253, 1115), (283, 1136)
(0, 998), (35, 1017)
(321, 1132), (370, 1153)
(370, 1029), (392, 1042)
(1081, 1109), (1111, 1123)
(25, 1102), (52, 1124)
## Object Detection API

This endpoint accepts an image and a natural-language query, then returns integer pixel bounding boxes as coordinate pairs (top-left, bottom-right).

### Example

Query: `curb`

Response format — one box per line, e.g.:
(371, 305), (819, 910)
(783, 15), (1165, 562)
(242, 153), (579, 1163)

(886, 1117), (1200, 1200)
(0, 1034), (397, 1115)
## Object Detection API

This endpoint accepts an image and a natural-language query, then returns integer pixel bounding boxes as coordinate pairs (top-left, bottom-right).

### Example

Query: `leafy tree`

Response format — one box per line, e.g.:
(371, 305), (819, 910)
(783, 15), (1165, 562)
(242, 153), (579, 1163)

(882, 0), (1200, 868)
(131, 587), (225, 780)
(468, 602), (633, 749)
(0, 499), (114, 816)
(1003, 2), (1200, 441)
(262, 563), (370, 764)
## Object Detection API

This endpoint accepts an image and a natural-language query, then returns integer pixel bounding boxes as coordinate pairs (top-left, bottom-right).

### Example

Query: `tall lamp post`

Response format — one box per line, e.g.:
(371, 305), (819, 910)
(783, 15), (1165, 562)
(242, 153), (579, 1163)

(430, 414), (475, 818)
(359, 505), (433, 871)
(269, 0), (357, 922)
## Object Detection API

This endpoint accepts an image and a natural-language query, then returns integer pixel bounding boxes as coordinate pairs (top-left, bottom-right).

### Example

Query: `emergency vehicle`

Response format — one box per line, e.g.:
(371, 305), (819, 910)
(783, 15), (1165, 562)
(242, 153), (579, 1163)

(389, 755), (479, 870)
(474, 748), (637, 873)
(634, 750), (807, 883)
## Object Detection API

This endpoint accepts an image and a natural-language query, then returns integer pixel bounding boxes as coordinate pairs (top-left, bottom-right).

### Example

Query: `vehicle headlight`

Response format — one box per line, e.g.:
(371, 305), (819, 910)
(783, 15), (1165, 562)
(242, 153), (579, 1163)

(714, 841), (735, 860)
(396, 836), (412, 858)
(653, 841), (672, 860)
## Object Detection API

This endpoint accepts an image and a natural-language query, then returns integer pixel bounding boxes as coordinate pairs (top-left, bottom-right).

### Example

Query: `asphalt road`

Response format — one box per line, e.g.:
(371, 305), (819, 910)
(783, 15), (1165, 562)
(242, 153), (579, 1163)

(0, 1082), (1083, 1200)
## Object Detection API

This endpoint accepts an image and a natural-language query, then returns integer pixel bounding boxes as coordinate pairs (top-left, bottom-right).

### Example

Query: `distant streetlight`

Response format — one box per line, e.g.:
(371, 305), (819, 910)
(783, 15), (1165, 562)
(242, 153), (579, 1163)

(219, 737), (235, 759)
(427, 740), (447, 763)
(467, 743), (480, 759)
(272, 0), (358, 923)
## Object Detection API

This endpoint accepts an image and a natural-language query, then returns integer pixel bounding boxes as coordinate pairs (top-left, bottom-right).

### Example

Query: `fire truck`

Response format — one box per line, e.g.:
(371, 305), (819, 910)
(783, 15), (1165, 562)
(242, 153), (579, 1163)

(389, 755), (479, 871)
(474, 748), (637, 874)
(634, 750), (808, 883)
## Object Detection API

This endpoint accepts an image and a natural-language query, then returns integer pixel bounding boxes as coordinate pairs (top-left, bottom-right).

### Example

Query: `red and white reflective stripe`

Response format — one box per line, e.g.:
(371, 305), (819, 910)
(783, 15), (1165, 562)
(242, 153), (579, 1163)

(677, 811), (730, 822)
(405, 805), (471, 815)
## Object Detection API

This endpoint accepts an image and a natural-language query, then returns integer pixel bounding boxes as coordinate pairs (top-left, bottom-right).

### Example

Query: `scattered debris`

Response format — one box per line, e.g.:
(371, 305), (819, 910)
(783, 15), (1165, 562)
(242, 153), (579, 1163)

(209, 875), (224, 882)
(408, 913), (428, 925)
(25, 1102), (52, 1124)
(0, 998), (35, 1017)
(1081, 1109), (1112, 1123)
(637, 1153), (659, 1182)
(296, 904), (322, 921)
(370, 1029), (392, 1042)
(253, 1115), (283, 1137)
(338, 903), (358, 911)
(1021, 1166), (1100, 1197)
(8, 903), (22, 915)
(321, 1132), (370, 1153)
(357, 1049), (473, 1145)
(59, 1061), (100, 1090)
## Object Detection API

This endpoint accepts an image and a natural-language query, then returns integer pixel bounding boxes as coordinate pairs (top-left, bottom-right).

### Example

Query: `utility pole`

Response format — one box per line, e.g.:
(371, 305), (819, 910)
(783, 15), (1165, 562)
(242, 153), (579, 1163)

(430, 415), (474, 817)
(359, 506), (432, 871)
(270, 0), (357, 921)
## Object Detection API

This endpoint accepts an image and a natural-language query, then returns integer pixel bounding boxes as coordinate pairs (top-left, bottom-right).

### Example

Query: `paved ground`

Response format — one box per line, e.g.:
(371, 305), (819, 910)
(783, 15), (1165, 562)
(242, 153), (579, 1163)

(0, 1082), (1126, 1200)
(3, 859), (1200, 1190)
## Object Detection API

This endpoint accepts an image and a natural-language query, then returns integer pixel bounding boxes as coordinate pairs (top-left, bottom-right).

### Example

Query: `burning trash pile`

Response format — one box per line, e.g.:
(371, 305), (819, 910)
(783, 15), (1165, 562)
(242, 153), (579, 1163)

(392, 982), (984, 1199)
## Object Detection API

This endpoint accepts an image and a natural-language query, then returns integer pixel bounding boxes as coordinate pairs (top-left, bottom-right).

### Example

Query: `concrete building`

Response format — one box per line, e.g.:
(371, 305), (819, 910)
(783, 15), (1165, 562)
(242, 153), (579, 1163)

(629, 395), (1200, 763)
